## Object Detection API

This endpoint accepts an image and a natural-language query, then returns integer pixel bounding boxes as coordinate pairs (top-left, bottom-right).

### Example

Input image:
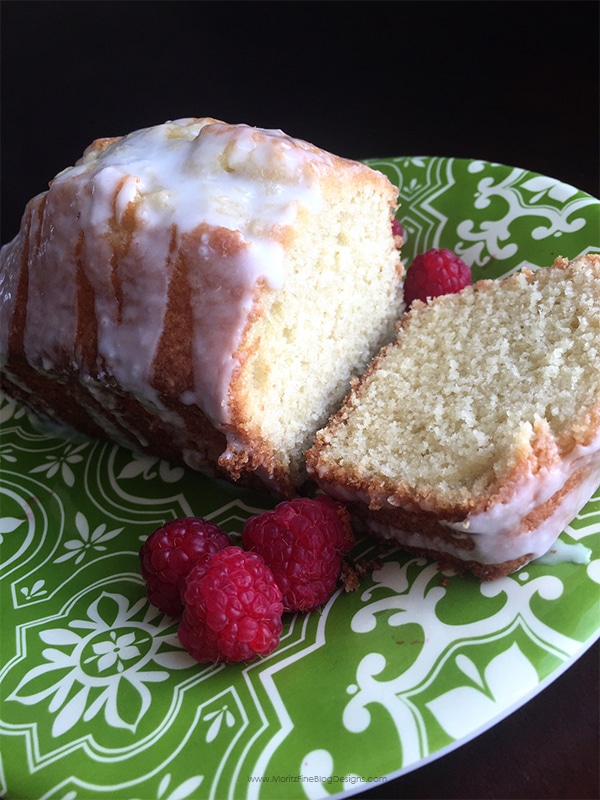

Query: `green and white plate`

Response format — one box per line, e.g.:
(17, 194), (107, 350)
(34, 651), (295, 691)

(1, 156), (599, 800)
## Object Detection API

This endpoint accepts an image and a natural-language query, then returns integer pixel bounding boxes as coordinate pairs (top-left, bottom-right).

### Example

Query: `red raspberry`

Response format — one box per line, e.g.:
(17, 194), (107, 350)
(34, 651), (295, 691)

(140, 517), (231, 617)
(242, 497), (355, 613)
(403, 247), (472, 308)
(391, 218), (404, 247)
(179, 546), (283, 663)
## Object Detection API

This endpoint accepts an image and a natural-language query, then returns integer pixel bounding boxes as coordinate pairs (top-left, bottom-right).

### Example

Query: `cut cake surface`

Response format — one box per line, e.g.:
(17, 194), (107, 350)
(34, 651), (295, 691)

(306, 255), (600, 579)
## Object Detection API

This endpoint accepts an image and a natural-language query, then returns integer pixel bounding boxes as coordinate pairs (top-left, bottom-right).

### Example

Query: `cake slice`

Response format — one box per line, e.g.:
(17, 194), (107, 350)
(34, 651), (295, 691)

(0, 118), (403, 496)
(306, 255), (600, 579)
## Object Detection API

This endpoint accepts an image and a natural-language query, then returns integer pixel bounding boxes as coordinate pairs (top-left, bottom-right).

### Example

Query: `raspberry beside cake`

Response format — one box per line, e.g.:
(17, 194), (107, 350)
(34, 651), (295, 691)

(0, 118), (403, 496)
(306, 255), (600, 579)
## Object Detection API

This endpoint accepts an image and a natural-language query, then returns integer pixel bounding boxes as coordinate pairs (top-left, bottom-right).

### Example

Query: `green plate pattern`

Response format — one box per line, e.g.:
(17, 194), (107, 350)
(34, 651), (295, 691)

(1, 156), (599, 800)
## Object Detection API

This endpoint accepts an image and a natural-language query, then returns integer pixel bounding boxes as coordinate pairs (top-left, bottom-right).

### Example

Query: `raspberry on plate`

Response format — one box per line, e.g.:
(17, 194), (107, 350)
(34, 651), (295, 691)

(242, 496), (355, 613)
(179, 546), (283, 663)
(403, 247), (472, 308)
(140, 517), (231, 617)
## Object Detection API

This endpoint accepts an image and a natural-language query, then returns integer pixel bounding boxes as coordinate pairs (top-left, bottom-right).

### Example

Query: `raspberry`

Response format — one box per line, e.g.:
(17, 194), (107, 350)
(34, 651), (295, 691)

(179, 546), (283, 663)
(403, 247), (472, 308)
(242, 497), (355, 613)
(391, 218), (404, 247)
(140, 517), (231, 617)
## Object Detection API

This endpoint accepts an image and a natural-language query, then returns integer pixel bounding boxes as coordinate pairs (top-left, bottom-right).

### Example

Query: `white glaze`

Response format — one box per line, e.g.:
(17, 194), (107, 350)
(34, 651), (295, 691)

(318, 434), (600, 569)
(533, 539), (591, 566)
(1, 119), (330, 431)
(437, 435), (600, 564)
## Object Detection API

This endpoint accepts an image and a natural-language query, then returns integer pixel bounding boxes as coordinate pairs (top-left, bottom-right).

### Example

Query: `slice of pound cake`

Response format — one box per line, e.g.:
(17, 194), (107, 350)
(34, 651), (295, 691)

(306, 255), (600, 579)
(0, 118), (403, 496)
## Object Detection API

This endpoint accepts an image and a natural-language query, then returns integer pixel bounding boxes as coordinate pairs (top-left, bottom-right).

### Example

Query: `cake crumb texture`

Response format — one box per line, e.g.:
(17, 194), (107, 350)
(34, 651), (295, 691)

(306, 254), (600, 576)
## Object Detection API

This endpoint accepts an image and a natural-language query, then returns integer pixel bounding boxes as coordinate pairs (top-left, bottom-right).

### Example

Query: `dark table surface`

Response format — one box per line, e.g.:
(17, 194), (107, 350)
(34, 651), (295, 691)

(1, 2), (599, 799)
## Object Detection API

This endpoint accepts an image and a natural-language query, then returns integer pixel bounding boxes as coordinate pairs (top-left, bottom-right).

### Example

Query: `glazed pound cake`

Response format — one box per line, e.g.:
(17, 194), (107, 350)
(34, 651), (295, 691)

(0, 118), (403, 496)
(306, 255), (600, 579)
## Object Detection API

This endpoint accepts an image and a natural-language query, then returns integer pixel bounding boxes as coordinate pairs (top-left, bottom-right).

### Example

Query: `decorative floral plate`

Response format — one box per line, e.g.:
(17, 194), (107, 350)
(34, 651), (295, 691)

(1, 157), (599, 800)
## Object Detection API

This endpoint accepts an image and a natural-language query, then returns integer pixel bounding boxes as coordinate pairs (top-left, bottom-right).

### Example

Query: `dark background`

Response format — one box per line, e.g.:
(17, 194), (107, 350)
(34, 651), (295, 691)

(1, 0), (599, 244)
(1, 2), (598, 799)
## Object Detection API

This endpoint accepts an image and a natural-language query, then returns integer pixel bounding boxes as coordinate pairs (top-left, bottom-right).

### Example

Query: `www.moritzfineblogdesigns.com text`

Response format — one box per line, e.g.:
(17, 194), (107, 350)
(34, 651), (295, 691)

(248, 775), (386, 785)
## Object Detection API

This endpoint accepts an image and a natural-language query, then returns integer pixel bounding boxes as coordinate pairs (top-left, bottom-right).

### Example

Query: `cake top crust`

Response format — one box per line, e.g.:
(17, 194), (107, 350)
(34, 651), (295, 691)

(49, 118), (350, 291)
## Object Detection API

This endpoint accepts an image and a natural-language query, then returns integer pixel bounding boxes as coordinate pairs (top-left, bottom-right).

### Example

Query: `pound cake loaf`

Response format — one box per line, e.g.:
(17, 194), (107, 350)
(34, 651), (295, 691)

(0, 118), (403, 496)
(306, 255), (600, 579)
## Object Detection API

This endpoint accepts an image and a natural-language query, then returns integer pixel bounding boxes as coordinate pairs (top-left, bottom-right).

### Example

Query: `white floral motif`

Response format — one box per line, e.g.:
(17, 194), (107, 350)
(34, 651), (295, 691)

(7, 592), (196, 737)
(84, 630), (143, 674)
(519, 175), (581, 204)
(129, 773), (204, 800)
(455, 164), (595, 267)
(400, 157), (428, 169)
(20, 579), (48, 600)
(29, 442), (89, 487)
(54, 511), (123, 565)
(203, 704), (236, 743)
(0, 515), (26, 545)
(343, 559), (579, 766)
(0, 393), (27, 424)
(299, 748), (366, 799)
(0, 442), (17, 463)
(117, 453), (185, 484)
(425, 644), (539, 739)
